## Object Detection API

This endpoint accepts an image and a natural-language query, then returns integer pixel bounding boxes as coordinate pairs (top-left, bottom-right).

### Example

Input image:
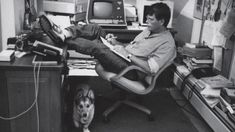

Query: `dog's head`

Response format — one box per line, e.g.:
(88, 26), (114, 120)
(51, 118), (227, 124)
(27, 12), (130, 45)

(74, 87), (95, 123)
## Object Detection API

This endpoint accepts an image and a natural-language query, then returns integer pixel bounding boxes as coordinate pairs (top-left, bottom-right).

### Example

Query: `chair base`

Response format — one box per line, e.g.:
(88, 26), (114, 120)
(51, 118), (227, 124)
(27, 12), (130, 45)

(103, 99), (154, 122)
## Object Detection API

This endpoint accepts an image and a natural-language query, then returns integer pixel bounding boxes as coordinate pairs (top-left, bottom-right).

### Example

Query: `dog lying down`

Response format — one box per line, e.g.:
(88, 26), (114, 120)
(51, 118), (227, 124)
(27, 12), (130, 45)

(73, 84), (95, 132)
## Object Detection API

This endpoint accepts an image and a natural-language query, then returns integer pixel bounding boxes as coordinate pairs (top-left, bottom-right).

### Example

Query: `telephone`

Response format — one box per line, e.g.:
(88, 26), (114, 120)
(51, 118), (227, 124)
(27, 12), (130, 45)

(191, 67), (218, 79)
(32, 40), (63, 63)
(181, 67), (218, 92)
(32, 40), (63, 57)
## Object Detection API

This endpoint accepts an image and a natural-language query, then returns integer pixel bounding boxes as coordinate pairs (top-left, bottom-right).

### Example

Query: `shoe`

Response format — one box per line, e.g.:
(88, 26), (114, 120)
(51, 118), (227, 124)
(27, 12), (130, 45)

(39, 15), (65, 44)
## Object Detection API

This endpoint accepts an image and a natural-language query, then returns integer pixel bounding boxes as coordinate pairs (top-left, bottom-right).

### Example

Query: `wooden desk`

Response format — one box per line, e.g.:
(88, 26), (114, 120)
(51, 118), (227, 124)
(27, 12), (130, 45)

(0, 54), (66, 132)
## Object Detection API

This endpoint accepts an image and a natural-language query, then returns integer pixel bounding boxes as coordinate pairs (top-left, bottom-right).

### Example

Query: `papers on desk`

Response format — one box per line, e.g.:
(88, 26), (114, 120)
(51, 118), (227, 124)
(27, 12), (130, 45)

(195, 80), (220, 108)
(47, 14), (71, 29)
(0, 49), (15, 61)
(197, 75), (234, 108)
(176, 65), (190, 76)
(200, 75), (233, 88)
(67, 59), (98, 76)
(68, 50), (93, 59)
(203, 96), (220, 108)
(69, 68), (98, 76)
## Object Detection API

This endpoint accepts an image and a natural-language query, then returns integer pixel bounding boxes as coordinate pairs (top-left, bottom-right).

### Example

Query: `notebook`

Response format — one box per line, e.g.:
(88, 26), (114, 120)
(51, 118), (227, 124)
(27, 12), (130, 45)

(100, 37), (131, 62)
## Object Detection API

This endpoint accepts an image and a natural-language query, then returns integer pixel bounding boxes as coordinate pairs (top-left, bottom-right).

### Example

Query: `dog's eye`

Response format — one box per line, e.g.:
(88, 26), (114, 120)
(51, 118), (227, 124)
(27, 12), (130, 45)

(86, 104), (90, 108)
(79, 105), (83, 108)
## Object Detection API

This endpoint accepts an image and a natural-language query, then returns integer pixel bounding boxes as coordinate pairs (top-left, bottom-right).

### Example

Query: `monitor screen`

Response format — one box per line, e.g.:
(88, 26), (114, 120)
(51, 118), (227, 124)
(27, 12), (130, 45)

(143, 5), (151, 25)
(93, 2), (113, 19)
(86, 0), (127, 27)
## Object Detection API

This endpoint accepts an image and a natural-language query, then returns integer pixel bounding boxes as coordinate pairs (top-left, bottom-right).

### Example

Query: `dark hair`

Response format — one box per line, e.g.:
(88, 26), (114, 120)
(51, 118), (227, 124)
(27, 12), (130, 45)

(147, 3), (171, 27)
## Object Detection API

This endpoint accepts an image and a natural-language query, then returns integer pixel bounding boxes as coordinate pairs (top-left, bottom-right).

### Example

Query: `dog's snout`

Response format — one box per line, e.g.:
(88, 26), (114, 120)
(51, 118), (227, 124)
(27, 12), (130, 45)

(82, 113), (87, 117)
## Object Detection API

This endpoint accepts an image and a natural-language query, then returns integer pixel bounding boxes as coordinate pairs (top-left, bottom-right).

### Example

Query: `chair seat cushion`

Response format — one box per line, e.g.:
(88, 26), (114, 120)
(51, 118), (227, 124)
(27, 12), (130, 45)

(95, 63), (117, 81)
(111, 77), (146, 94)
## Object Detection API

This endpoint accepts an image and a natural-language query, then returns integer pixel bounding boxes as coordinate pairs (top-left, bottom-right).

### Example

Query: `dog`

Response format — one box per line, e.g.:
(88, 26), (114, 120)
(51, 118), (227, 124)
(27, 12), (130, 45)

(73, 84), (95, 132)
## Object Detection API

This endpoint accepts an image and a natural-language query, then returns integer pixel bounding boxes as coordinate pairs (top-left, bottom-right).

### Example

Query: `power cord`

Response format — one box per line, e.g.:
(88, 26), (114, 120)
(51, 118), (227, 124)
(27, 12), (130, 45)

(169, 88), (202, 119)
(171, 70), (203, 119)
(33, 62), (42, 132)
(0, 62), (41, 132)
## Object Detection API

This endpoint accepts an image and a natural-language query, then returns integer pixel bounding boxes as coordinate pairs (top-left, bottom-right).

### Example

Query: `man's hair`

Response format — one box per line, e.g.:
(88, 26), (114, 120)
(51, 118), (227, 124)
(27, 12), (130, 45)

(147, 3), (171, 27)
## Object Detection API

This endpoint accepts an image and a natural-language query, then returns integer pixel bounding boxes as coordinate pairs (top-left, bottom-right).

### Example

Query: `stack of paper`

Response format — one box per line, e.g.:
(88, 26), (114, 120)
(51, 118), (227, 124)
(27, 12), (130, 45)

(100, 37), (131, 62)
(191, 58), (213, 64)
(0, 50), (15, 61)
(198, 75), (234, 108)
(200, 75), (233, 88)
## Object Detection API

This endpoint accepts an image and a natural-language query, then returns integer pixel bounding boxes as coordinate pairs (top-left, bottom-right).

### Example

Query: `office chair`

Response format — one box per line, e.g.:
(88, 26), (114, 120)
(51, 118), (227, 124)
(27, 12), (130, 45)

(95, 59), (174, 122)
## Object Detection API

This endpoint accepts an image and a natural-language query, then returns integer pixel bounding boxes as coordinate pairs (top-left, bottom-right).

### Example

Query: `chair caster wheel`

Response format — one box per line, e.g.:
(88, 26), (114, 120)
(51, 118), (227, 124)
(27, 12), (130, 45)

(103, 116), (110, 123)
(148, 114), (154, 121)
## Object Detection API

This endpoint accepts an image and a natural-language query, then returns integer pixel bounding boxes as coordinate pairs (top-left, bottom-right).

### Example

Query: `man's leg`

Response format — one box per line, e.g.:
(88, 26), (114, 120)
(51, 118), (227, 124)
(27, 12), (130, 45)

(66, 38), (129, 73)
(39, 15), (105, 44)
(65, 24), (106, 40)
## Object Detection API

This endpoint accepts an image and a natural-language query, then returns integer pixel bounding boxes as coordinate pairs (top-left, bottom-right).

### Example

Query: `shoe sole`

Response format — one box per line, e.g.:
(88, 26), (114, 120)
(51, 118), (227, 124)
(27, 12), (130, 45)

(39, 15), (63, 44)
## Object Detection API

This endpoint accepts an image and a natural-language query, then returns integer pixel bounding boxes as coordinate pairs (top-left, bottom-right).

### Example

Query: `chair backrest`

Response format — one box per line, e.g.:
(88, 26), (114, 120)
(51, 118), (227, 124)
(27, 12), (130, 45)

(95, 59), (174, 95)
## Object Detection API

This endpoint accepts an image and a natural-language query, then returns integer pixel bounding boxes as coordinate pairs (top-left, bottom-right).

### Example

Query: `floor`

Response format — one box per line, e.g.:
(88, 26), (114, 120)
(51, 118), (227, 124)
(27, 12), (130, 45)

(67, 76), (213, 132)
(168, 87), (213, 132)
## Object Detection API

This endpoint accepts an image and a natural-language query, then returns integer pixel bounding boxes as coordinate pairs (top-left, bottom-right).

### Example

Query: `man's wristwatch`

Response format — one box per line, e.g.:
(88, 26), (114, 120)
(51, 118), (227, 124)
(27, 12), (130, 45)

(127, 54), (132, 59)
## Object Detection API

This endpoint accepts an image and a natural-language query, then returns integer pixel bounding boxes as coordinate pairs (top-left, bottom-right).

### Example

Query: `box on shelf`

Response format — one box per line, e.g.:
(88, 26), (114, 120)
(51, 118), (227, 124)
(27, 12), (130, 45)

(43, 0), (88, 21)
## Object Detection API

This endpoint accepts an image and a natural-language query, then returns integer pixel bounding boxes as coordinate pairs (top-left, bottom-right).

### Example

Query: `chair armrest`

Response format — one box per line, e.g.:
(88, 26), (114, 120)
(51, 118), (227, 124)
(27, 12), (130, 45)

(112, 65), (149, 80)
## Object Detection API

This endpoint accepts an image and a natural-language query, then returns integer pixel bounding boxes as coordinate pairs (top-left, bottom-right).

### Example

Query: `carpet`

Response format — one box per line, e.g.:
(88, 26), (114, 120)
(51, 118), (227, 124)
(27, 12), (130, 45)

(65, 87), (198, 132)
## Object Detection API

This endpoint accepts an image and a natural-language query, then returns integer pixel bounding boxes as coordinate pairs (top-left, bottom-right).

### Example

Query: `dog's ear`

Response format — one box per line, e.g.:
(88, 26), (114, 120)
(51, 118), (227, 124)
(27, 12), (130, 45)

(88, 90), (95, 103)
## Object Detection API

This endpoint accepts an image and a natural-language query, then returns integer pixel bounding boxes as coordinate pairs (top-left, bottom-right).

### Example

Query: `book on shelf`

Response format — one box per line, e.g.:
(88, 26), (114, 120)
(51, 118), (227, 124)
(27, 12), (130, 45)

(183, 58), (211, 70)
(191, 57), (213, 64)
(199, 75), (234, 88)
(0, 49), (15, 61)
(182, 45), (212, 58)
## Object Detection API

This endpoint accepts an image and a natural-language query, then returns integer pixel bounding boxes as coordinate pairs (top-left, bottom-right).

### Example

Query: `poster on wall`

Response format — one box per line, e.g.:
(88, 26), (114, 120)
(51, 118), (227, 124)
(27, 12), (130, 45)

(193, 0), (225, 20)
(194, 0), (205, 19)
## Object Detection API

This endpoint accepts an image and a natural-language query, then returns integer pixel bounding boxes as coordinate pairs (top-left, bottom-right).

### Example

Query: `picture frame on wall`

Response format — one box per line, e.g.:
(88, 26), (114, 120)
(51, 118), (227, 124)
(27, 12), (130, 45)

(194, 0), (205, 19)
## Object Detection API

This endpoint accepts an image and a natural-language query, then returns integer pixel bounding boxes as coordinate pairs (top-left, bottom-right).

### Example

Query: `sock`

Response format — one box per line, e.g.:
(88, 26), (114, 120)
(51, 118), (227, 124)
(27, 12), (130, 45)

(63, 29), (72, 39)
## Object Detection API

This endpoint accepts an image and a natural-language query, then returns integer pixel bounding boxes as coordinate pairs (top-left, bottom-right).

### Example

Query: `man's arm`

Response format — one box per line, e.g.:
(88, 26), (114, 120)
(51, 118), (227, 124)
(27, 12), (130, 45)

(113, 45), (152, 73)
(128, 43), (176, 74)
(105, 33), (129, 46)
(128, 55), (151, 73)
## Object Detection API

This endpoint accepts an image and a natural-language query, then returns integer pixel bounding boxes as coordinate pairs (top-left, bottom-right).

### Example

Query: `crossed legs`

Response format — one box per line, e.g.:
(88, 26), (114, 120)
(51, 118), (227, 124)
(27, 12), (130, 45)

(39, 14), (129, 73)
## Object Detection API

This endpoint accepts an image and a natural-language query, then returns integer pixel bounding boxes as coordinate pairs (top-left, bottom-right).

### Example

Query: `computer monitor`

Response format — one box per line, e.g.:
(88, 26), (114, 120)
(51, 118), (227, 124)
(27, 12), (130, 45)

(136, 0), (174, 28)
(86, 0), (127, 27)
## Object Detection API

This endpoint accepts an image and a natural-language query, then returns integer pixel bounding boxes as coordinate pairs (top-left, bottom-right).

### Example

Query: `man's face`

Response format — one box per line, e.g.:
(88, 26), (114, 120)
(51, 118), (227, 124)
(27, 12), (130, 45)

(146, 14), (163, 32)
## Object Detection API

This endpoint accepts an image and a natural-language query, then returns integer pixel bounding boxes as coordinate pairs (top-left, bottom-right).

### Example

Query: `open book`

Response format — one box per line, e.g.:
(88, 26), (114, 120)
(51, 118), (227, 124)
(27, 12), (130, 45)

(100, 37), (131, 62)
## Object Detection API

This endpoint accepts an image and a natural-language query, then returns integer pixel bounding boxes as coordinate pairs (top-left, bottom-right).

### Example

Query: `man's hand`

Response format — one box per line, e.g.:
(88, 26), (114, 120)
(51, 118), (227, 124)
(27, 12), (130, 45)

(105, 33), (118, 45)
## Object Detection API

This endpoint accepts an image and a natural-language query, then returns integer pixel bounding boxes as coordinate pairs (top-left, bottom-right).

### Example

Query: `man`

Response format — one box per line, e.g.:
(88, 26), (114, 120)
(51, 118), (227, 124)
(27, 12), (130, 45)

(39, 3), (176, 80)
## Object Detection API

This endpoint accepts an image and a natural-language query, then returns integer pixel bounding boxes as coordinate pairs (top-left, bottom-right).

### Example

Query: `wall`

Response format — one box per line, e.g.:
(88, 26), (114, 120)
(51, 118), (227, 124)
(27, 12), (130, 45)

(229, 40), (235, 83)
(0, 0), (16, 51)
(0, 0), (38, 50)
(126, 0), (201, 44)
(0, 0), (201, 50)
(125, 0), (136, 5)
(0, 0), (2, 51)
(14, 0), (25, 34)
(173, 0), (201, 43)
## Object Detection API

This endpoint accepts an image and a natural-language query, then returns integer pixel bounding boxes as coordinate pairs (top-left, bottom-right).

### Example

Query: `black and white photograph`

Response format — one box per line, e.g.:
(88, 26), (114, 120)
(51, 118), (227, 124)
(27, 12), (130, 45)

(0, 0), (235, 132)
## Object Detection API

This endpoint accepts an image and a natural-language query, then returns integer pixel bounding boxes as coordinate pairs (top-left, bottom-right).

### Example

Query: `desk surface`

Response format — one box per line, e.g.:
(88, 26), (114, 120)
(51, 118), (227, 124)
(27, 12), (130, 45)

(0, 54), (65, 71)
(0, 44), (67, 70)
